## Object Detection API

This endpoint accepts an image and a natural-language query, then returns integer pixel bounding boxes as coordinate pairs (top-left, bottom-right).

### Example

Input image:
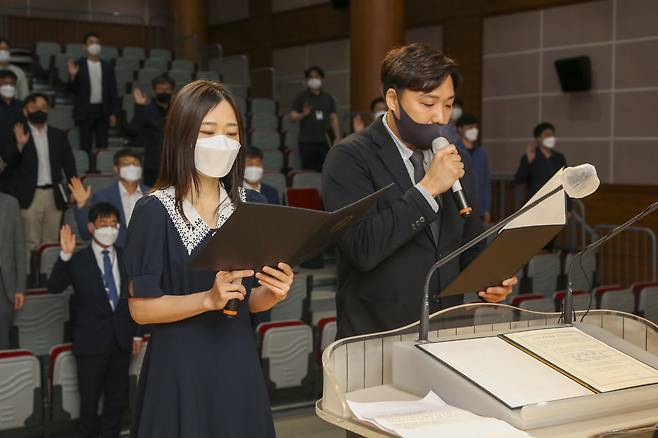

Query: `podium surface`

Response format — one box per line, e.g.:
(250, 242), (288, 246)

(317, 304), (658, 437)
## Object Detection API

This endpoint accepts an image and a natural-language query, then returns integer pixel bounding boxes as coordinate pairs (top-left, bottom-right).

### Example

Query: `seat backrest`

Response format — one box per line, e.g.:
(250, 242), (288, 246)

(270, 274), (308, 321)
(115, 57), (141, 71)
(261, 148), (284, 172)
(599, 288), (634, 313)
(100, 45), (119, 61)
(261, 172), (287, 199)
(14, 294), (69, 356)
(527, 253), (561, 296)
(72, 149), (89, 174)
(149, 48), (172, 61)
(143, 57), (168, 71)
(82, 174), (117, 192)
(639, 286), (658, 324)
(564, 252), (597, 291)
(35, 41), (60, 56)
(251, 129), (281, 148)
(171, 58), (195, 71)
(519, 297), (555, 313)
(632, 282), (658, 298)
(473, 305), (516, 326)
(286, 188), (322, 210)
(196, 70), (220, 81)
(64, 43), (84, 58)
(48, 105), (75, 131)
(291, 171), (322, 192)
(0, 350), (41, 431)
(122, 47), (145, 60)
(221, 55), (249, 84)
(319, 317), (337, 351)
(250, 98), (277, 114)
(49, 344), (80, 420)
(95, 150), (119, 173)
(225, 82), (248, 98)
(250, 113), (279, 131)
(138, 68), (162, 82)
(38, 244), (63, 278)
(258, 321), (312, 389)
(168, 69), (193, 86)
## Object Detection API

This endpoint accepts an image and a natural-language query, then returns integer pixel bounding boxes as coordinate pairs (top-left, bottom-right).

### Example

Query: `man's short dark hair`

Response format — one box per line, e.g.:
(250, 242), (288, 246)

(0, 38), (10, 47)
(0, 69), (18, 81)
(245, 146), (264, 160)
(23, 93), (49, 108)
(456, 113), (479, 128)
(533, 122), (555, 138)
(305, 65), (324, 79)
(370, 97), (386, 112)
(381, 43), (461, 95)
(89, 202), (120, 223)
(83, 32), (100, 44)
(152, 74), (175, 89)
(113, 148), (141, 165)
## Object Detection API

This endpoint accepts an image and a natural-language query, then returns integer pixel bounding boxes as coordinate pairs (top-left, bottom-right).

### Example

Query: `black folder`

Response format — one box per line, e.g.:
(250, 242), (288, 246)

(188, 184), (392, 271)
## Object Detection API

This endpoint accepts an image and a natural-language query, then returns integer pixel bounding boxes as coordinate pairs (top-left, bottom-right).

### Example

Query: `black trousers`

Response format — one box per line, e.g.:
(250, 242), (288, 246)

(299, 141), (329, 172)
(75, 342), (130, 438)
(78, 104), (108, 154)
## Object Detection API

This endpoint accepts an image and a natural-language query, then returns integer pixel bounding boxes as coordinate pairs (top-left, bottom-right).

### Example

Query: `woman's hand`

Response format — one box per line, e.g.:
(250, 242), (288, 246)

(204, 270), (254, 311)
(255, 263), (294, 303)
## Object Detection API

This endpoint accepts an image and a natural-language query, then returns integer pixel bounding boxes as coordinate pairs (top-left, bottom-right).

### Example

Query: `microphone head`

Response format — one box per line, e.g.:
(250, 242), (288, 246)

(562, 164), (600, 198)
(431, 137), (450, 151)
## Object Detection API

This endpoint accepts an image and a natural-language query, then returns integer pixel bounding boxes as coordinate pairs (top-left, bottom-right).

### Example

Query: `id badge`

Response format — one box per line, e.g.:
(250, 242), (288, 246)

(315, 110), (324, 120)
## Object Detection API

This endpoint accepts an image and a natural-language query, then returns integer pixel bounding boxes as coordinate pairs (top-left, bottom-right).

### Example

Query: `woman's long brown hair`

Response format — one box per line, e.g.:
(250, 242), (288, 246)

(153, 80), (246, 220)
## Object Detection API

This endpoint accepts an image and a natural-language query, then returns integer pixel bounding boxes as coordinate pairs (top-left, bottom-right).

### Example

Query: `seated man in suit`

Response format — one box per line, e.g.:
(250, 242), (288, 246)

(322, 43), (517, 338)
(48, 202), (142, 438)
(243, 146), (281, 205)
(2, 93), (77, 260)
(69, 149), (149, 248)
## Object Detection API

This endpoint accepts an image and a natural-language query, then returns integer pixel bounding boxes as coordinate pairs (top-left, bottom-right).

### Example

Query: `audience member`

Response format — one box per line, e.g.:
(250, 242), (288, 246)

(289, 66), (341, 171)
(515, 122), (567, 199)
(48, 203), (142, 438)
(129, 75), (173, 186)
(2, 93), (77, 259)
(441, 96), (463, 144)
(0, 39), (29, 100)
(455, 113), (491, 223)
(0, 69), (22, 150)
(68, 32), (118, 156)
(70, 149), (148, 248)
(352, 97), (388, 133)
(243, 146), (280, 204)
(0, 192), (25, 349)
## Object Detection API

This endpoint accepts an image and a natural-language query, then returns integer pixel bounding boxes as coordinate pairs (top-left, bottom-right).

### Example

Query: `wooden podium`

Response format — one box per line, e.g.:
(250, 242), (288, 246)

(316, 304), (658, 437)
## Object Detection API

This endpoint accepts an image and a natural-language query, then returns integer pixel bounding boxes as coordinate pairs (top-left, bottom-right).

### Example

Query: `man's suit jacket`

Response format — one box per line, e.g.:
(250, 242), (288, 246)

(47, 246), (138, 356)
(128, 102), (166, 172)
(0, 193), (26, 302)
(69, 57), (119, 121)
(74, 181), (150, 248)
(260, 182), (280, 205)
(2, 125), (77, 210)
(322, 118), (485, 338)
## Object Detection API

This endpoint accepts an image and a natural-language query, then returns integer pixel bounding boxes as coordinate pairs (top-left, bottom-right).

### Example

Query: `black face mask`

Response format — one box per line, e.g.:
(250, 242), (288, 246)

(155, 92), (172, 104)
(27, 110), (48, 124)
(393, 96), (444, 151)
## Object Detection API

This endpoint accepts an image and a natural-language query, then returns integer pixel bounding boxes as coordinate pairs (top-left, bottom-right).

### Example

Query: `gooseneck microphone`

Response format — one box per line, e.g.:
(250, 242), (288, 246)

(432, 137), (472, 217)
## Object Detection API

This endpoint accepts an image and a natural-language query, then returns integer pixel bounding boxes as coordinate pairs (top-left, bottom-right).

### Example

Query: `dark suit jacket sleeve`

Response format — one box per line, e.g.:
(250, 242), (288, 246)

(514, 154), (531, 184)
(67, 58), (81, 93)
(47, 256), (73, 295)
(60, 130), (77, 180)
(128, 103), (147, 135)
(323, 143), (441, 272)
(106, 66), (119, 115)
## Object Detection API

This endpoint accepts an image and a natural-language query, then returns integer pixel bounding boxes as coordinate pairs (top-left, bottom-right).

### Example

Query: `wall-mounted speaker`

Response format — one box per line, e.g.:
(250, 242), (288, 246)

(554, 56), (592, 92)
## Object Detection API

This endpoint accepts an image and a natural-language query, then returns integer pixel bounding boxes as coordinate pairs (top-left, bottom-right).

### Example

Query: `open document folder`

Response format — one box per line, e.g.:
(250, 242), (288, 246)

(188, 184), (392, 271)
(440, 169), (568, 297)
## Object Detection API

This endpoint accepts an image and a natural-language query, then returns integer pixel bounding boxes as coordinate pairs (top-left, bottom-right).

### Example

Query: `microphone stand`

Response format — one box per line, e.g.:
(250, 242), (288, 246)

(419, 185), (564, 342)
(564, 201), (658, 325)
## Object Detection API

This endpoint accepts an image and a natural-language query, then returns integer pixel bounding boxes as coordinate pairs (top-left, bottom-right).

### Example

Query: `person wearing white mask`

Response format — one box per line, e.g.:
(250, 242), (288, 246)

(48, 202), (143, 438)
(289, 65), (341, 171)
(515, 121), (567, 199)
(455, 113), (492, 224)
(352, 97), (388, 134)
(0, 39), (28, 100)
(0, 70), (22, 157)
(69, 149), (149, 248)
(124, 80), (294, 438)
(243, 146), (281, 204)
(68, 32), (119, 158)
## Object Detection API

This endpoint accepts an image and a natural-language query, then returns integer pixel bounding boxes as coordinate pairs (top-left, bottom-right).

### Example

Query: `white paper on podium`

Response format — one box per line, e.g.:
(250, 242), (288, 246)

(504, 168), (566, 230)
(347, 391), (529, 438)
(418, 336), (593, 408)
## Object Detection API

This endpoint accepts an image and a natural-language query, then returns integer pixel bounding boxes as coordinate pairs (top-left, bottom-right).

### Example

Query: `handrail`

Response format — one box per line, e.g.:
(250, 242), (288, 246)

(594, 224), (657, 284)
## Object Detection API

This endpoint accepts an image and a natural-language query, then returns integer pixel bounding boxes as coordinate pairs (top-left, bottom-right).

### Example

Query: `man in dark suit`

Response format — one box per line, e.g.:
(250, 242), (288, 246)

(69, 149), (149, 248)
(322, 43), (516, 338)
(2, 93), (77, 259)
(68, 32), (118, 155)
(243, 146), (281, 205)
(48, 202), (142, 438)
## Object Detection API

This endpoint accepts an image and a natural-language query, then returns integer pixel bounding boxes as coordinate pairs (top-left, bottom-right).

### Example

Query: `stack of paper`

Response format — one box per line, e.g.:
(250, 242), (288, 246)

(347, 392), (529, 438)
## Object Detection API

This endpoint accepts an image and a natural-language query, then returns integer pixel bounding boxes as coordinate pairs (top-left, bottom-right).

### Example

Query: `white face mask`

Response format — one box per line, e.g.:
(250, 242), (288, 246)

(451, 106), (463, 121)
(373, 110), (386, 120)
(87, 43), (102, 56)
(244, 166), (264, 184)
(94, 226), (119, 247)
(542, 136), (556, 149)
(307, 78), (322, 90)
(464, 127), (479, 142)
(0, 84), (15, 99)
(0, 50), (10, 63)
(119, 164), (142, 182)
(194, 134), (241, 178)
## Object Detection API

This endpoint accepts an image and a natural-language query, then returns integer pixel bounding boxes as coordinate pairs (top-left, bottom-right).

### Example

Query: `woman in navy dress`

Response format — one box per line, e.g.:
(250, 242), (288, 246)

(124, 80), (294, 438)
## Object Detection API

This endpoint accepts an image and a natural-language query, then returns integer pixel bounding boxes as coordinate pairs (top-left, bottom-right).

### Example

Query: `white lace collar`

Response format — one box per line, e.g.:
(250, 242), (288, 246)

(151, 185), (246, 255)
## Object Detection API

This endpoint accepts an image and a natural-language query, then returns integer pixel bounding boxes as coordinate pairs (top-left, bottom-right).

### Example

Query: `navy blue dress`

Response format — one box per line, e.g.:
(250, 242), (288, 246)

(124, 187), (275, 438)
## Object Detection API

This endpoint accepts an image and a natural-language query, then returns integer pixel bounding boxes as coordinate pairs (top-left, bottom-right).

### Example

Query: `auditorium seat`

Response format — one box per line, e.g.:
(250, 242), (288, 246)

(631, 282), (658, 312)
(512, 294), (555, 313)
(100, 45), (119, 62)
(270, 274), (308, 321)
(63, 208), (82, 240)
(49, 343), (80, 421)
(82, 174), (117, 192)
(261, 148), (284, 172)
(250, 98), (277, 114)
(48, 105), (75, 131)
(597, 287), (634, 313)
(196, 70), (220, 81)
(143, 57), (168, 72)
(287, 149), (302, 171)
(592, 285), (623, 308)
(251, 129), (281, 149)
(221, 55), (250, 85)
(318, 316), (337, 352)
(257, 321), (315, 401)
(225, 82), (249, 99)
(37, 244), (62, 282)
(122, 47), (145, 60)
(64, 43), (84, 58)
(35, 41), (61, 72)
(72, 148), (89, 174)
(250, 113), (279, 130)
(55, 53), (72, 83)
(95, 149), (121, 173)
(233, 95), (248, 115)
(14, 290), (69, 356)
(114, 57), (141, 71)
(0, 350), (42, 432)
(137, 67), (163, 84)
(564, 252), (597, 291)
(553, 290), (591, 312)
(149, 48), (172, 61)
(638, 287), (658, 323)
(122, 93), (135, 124)
(286, 188), (322, 210)
(261, 172), (287, 199)
(308, 288), (336, 325)
(526, 253), (561, 296)
(168, 69), (193, 88)
(290, 171), (322, 193)
(171, 58), (195, 72)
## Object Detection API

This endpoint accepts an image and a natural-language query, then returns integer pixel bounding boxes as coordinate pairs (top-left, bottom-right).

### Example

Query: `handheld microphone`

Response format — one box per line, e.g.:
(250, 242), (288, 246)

(222, 277), (243, 318)
(432, 137), (472, 217)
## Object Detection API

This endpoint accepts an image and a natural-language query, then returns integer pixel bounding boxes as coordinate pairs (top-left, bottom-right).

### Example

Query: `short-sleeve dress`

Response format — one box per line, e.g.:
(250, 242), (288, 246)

(124, 186), (275, 438)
